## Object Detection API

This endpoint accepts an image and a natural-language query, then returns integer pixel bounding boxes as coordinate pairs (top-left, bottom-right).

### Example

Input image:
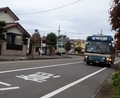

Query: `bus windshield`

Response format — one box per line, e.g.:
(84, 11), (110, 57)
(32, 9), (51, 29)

(85, 41), (111, 54)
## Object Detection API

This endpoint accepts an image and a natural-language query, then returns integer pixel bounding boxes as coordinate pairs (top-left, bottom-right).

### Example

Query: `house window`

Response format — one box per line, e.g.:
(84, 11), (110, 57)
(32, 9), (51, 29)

(15, 36), (22, 45)
(7, 34), (12, 44)
(6, 33), (22, 50)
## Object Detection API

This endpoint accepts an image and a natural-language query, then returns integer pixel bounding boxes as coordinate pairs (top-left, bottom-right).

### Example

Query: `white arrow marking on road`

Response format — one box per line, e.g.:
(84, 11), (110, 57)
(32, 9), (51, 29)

(0, 87), (20, 91)
(0, 81), (11, 86)
(40, 67), (107, 98)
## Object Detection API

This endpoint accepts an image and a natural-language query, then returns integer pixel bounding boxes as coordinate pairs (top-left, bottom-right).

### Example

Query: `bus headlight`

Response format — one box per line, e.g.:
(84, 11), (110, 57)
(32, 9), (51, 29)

(107, 58), (112, 62)
(84, 56), (87, 60)
(84, 56), (88, 61)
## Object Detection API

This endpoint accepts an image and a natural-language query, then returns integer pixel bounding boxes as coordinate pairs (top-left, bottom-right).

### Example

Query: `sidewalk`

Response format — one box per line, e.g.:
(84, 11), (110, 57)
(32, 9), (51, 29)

(0, 55), (71, 61)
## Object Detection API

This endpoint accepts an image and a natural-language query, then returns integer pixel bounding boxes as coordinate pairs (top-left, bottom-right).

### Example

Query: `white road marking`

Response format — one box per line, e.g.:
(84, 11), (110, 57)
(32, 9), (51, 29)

(0, 87), (20, 91)
(52, 75), (61, 78)
(40, 68), (107, 98)
(0, 81), (11, 86)
(114, 59), (120, 64)
(0, 62), (82, 74)
(16, 72), (60, 83)
(0, 58), (82, 65)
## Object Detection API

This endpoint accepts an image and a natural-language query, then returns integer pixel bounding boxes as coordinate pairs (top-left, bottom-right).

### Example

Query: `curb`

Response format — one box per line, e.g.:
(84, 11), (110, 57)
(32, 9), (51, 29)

(0, 57), (72, 61)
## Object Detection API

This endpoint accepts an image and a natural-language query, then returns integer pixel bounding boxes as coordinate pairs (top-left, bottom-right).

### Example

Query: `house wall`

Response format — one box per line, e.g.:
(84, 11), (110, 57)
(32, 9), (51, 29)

(33, 50), (39, 56)
(1, 42), (27, 56)
(7, 28), (22, 35)
(74, 41), (85, 52)
(32, 47), (39, 56)
(0, 11), (15, 22)
(81, 42), (85, 51)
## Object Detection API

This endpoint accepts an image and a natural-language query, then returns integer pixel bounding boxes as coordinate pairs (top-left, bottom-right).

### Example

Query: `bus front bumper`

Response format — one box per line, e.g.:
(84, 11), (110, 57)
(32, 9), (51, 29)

(84, 56), (112, 65)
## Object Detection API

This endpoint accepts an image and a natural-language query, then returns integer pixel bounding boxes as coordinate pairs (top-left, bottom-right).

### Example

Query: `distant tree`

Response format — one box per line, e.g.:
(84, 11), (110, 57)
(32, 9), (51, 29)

(65, 41), (71, 54)
(114, 33), (120, 49)
(75, 46), (82, 53)
(0, 20), (7, 41)
(31, 32), (41, 47)
(46, 32), (57, 49)
(109, 0), (120, 49)
(30, 32), (41, 58)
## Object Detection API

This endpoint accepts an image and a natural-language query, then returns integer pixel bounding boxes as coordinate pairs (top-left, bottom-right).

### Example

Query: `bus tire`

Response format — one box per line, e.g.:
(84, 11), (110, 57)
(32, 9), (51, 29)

(107, 64), (111, 68)
(86, 62), (90, 65)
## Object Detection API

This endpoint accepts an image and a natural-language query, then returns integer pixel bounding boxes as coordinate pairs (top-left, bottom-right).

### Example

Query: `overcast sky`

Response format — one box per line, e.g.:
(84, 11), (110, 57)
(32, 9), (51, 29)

(0, 0), (115, 39)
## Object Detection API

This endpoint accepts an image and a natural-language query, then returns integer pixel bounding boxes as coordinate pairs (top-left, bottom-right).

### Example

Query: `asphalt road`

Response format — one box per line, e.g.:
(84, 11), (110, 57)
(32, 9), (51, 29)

(0, 56), (120, 98)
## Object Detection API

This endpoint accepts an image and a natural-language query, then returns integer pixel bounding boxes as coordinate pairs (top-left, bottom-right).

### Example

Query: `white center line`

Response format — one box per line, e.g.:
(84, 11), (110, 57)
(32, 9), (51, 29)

(40, 67), (107, 98)
(0, 87), (20, 91)
(0, 81), (11, 86)
(0, 62), (82, 74)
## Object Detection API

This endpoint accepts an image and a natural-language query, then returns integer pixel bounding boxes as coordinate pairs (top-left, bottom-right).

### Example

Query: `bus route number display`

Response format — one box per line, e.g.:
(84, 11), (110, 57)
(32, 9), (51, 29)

(93, 37), (107, 41)
(87, 36), (113, 42)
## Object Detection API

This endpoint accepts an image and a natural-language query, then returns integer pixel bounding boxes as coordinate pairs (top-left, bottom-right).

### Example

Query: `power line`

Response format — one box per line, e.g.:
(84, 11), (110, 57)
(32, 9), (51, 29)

(17, 0), (81, 15)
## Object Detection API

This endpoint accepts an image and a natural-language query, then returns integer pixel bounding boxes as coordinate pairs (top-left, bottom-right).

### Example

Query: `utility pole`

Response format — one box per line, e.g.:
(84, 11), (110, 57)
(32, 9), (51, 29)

(79, 31), (81, 40)
(58, 25), (61, 36)
(100, 29), (103, 35)
(57, 25), (61, 53)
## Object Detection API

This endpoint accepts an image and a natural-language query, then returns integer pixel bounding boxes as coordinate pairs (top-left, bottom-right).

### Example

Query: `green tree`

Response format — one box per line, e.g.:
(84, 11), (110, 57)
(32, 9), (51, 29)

(65, 41), (71, 54)
(22, 34), (29, 44)
(46, 32), (57, 49)
(0, 20), (7, 41)
(109, 0), (120, 49)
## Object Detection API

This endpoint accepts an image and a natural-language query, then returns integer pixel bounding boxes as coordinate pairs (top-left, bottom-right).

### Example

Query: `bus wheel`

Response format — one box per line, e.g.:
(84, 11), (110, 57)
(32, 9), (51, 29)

(86, 62), (90, 65)
(107, 64), (111, 67)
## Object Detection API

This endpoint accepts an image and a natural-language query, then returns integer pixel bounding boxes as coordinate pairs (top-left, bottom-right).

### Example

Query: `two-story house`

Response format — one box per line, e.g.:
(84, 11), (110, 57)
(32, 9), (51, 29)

(0, 7), (31, 55)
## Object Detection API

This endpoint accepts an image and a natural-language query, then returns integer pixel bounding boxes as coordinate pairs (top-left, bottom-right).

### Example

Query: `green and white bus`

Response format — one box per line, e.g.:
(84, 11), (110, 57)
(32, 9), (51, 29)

(84, 35), (116, 67)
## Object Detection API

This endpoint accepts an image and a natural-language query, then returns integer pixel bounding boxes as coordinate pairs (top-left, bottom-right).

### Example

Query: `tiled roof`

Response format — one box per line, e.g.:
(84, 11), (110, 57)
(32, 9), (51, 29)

(0, 7), (19, 21)
(4, 23), (17, 29)
(4, 22), (31, 37)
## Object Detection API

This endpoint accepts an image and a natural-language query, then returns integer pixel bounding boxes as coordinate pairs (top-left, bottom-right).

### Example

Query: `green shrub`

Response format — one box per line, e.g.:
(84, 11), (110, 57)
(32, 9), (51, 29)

(112, 70), (120, 94)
